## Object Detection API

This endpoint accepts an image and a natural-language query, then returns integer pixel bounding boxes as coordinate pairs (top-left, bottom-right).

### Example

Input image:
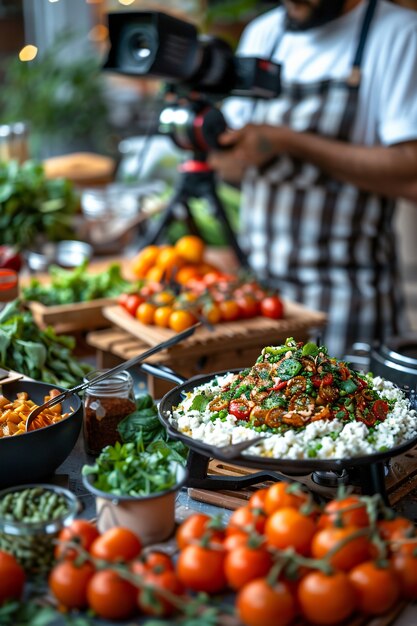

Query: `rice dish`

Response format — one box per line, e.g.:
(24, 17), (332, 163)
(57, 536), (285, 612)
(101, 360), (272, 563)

(169, 338), (417, 460)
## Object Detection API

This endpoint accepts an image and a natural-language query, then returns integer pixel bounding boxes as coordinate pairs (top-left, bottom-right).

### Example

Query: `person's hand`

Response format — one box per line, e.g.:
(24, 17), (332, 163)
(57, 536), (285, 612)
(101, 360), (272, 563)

(208, 124), (290, 181)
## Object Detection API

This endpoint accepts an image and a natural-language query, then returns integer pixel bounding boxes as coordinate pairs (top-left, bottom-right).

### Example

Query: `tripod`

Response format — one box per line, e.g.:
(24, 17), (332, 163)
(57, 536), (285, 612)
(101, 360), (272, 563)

(140, 155), (249, 268)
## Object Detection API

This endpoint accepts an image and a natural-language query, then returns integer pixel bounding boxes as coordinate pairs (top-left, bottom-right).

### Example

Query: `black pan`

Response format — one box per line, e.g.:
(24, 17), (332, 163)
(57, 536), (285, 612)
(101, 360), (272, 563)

(141, 363), (417, 475)
(0, 380), (82, 489)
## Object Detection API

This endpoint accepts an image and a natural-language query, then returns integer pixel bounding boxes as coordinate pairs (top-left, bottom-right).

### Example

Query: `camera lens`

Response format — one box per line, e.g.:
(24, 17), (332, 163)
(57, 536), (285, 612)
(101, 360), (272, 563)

(129, 32), (152, 63)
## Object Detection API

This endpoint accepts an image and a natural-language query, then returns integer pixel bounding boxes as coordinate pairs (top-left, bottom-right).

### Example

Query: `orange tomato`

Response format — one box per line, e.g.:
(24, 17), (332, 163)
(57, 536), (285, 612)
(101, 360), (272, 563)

(264, 482), (307, 516)
(0, 551), (25, 606)
(175, 235), (205, 264)
(131, 245), (160, 278)
(156, 247), (184, 277)
(202, 302), (221, 325)
(55, 519), (100, 560)
(228, 505), (266, 536)
(49, 560), (95, 609)
(298, 570), (357, 625)
(391, 553), (417, 600)
(176, 544), (227, 593)
(265, 508), (316, 556)
(348, 561), (400, 615)
(89, 527), (142, 563)
(154, 306), (173, 328)
(137, 569), (184, 617)
(311, 526), (372, 571)
(248, 488), (269, 513)
(236, 578), (296, 626)
(225, 545), (273, 590)
(87, 569), (137, 620)
(175, 265), (202, 285)
(145, 266), (165, 283)
(219, 299), (240, 321)
(136, 302), (157, 325)
(377, 516), (414, 540)
(169, 309), (195, 332)
(318, 495), (370, 529)
(175, 513), (224, 550)
(152, 290), (175, 306)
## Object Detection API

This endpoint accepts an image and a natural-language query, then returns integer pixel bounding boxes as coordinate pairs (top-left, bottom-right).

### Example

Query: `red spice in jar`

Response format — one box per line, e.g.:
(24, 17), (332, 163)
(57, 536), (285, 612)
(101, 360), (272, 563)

(83, 370), (135, 456)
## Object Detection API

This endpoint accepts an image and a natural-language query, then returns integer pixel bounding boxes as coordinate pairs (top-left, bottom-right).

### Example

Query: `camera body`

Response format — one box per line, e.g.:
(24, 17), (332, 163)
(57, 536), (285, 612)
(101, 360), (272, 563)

(104, 11), (281, 152)
(104, 11), (281, 99)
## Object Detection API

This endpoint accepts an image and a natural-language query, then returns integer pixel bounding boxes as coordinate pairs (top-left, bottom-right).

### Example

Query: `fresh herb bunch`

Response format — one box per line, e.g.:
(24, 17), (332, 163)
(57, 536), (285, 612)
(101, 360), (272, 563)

(0, 300), (92, 386)
(22, 261), (140, 306)
(83, 394), (188, 497)
(0, 160), (77, 248)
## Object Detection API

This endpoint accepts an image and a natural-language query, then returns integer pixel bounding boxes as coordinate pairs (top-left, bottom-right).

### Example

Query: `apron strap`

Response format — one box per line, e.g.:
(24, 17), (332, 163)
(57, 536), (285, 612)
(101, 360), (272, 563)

(348, 0), (378, 85)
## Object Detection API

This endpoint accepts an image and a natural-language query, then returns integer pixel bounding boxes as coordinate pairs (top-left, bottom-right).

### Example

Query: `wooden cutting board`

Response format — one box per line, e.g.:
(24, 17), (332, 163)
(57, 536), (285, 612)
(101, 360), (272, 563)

(103, 300), (327, 356)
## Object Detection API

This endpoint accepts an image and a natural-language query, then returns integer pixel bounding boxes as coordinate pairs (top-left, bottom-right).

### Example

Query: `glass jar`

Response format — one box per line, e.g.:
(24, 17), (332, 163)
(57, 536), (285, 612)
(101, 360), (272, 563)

(83, 369), (136, 456)
(0, 484), (78, 576)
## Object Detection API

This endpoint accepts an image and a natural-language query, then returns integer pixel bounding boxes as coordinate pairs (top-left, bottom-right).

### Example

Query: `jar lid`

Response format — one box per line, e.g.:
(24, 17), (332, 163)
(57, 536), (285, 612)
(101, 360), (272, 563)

(84, 369), (133, 396)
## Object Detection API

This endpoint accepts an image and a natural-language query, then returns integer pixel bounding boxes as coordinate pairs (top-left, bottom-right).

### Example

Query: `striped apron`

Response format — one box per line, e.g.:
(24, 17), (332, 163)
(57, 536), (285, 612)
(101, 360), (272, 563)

(241, 0), (406, 358)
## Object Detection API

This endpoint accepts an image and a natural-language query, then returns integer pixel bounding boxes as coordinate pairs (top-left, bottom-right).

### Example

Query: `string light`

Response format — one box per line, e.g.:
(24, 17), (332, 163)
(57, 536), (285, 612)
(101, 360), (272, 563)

(88, 24), (109, 42)
(118, 0), (136, 6)
(19, 45), (38, 62)
(48, 0), (60, 3)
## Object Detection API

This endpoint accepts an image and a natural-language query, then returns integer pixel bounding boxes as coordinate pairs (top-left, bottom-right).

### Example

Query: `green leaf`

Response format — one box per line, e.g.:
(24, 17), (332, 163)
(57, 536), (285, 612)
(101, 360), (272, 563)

(189, 394), (210, 412)
(302, 342), (319, 357)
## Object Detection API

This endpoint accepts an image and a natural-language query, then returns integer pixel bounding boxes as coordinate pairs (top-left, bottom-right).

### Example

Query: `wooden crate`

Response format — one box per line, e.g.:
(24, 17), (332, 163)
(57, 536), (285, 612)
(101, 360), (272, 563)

(27, 298), (116, 334)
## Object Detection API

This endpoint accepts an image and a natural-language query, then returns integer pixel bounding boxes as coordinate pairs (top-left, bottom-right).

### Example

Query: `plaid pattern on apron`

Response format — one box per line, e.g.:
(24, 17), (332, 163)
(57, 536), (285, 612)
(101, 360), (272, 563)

(241, 0), (406, 357)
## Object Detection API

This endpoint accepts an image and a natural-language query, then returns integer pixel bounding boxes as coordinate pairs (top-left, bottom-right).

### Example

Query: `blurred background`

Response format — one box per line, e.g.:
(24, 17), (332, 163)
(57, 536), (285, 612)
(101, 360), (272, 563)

(0, 0), (415, 330)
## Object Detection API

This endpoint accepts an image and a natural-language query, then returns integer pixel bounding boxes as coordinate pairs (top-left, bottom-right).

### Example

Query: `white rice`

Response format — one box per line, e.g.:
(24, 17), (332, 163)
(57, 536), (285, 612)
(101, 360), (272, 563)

(168, 374), (417, 460)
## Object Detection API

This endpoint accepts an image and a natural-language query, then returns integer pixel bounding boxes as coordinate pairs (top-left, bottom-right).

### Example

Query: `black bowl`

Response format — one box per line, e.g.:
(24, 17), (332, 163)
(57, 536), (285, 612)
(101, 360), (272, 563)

(0, 380), (82, 488)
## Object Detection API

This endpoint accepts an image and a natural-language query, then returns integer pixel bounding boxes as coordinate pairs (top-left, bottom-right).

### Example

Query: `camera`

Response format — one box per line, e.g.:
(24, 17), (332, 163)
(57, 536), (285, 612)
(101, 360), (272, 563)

(104, 11), (281, 152)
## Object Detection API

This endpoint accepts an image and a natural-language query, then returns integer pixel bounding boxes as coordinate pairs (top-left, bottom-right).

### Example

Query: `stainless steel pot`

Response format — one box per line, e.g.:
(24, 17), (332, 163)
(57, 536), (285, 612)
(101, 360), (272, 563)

(369, 333), (417, 388)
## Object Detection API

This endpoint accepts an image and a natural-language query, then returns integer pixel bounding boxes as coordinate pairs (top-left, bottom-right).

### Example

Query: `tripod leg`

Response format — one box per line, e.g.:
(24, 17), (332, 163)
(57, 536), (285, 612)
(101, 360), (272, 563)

(206, 191), (248, 268)
(140, 187), (183, 246)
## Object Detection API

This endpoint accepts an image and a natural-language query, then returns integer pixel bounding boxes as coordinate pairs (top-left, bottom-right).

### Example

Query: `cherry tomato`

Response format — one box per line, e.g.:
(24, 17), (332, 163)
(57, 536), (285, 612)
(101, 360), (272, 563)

(55, 519), (100, 560)
(391, 553), (417, 600)
(377, 516), (414, 541)
(265, 508), (316, 556)
(225, 545), (273, 590)
(154, 305), (173, 328)
(228, 505), (266, 536)
(125, 294), (146, 317)
(48, 560), (95, 609)
(175, 513), (224, 550)
(248, 488), (269, 513)
(89, 527), (142, 563)
(298, 570), (357, 625)
(311, 526), (372, 571)
(229, 399), (251, 421)
(348, 561), (400, 615)
(176, 544), (227, 593)
(169, 309), (195, 332)
(372, 399), (389, 421)
(87, 569), (138, 620)
(136, 302), (157, 325)
(260, 296), (284, 319)
(237, 296), (260, 319)
(223, 532), (252, 552)
(0, 551), (25, 605)
(264, 482), (308, 516)
(318, 495), (370, 529)
(219, 299), (240, 321)
(138, 569), (185, 617)
(236, 578), (296, 626)
(202, 302), (221, 325)
(117, 292), (130, 308)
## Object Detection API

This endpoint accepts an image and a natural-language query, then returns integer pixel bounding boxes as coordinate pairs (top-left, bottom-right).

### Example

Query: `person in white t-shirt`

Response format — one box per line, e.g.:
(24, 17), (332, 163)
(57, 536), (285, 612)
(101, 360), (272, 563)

(208, 0), (417, 358)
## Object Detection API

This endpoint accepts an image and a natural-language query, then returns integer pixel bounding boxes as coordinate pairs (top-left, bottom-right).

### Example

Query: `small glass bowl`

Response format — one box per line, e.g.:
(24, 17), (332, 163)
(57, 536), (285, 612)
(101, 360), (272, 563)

(0, 483), (78, 575)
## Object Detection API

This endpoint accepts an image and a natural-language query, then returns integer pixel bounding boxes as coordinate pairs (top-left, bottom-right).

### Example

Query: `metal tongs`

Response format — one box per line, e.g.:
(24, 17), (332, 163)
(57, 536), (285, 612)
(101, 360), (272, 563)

(25, 323), (201, 432)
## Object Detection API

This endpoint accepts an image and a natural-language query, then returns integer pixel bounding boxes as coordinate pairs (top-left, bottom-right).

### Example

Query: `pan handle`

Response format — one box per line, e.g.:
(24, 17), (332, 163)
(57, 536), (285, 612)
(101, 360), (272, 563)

(139, 363), (187, 385)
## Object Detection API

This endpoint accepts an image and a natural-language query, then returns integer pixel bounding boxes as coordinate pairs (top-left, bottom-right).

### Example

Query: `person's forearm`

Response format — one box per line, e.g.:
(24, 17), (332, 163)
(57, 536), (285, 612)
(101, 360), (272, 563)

(281, 128), (417, 202)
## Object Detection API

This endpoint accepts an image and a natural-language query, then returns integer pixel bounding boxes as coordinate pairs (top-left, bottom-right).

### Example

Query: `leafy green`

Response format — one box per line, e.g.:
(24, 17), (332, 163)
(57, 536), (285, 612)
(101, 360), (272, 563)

(0, 300), (92, 386)
(22, 261), (141, 306)
(302, 342), (319, 357)
(189, 393), (210, 412)
(0, 160), (77, 248)
(117, 393), (189, 459)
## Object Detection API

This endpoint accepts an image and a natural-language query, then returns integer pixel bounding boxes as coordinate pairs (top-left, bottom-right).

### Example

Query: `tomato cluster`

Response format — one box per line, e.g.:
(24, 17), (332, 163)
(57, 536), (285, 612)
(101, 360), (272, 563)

(36, 486), (417, 625)
(118, 271), (284, 331)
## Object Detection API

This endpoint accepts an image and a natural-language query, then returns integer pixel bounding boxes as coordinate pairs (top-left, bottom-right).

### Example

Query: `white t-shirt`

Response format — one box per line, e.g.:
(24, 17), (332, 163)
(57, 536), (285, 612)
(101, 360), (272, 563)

(224, 0), (417, 147)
